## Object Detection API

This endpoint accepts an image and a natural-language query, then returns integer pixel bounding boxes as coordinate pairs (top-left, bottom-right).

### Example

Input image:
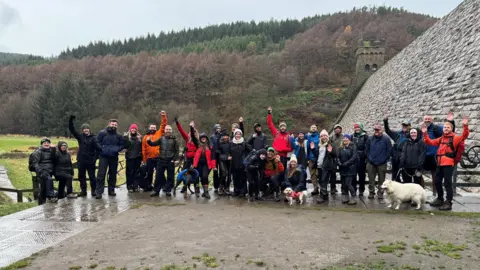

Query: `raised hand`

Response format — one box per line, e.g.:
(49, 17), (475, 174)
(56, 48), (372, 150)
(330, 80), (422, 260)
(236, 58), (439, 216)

(327, 145), (333, 152)
(69, 115), (76, 120)
(189, 121), (195, 127)
(310, 141), (315, 149)
(239, 117), (243, 123)
(383, 114), (388, 121)
(421, 124), (427, 134)
(446, 111), (454, 121)
(462, 116), (468, 126)
(160, 111), (166, 116)
(267, 106), (272, 113)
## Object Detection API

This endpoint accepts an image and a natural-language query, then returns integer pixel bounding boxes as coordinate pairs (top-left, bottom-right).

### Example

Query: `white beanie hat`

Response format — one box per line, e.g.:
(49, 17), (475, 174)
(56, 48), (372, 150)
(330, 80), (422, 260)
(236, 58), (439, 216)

(320, 129), (329, 137)
(290, 154), (298, 163)
(234, 128), (243, 136)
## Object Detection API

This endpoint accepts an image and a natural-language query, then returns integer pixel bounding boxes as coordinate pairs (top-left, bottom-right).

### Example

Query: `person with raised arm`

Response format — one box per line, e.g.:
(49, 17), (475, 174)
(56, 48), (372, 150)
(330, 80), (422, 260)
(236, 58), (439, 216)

(174, 118), (199, 193)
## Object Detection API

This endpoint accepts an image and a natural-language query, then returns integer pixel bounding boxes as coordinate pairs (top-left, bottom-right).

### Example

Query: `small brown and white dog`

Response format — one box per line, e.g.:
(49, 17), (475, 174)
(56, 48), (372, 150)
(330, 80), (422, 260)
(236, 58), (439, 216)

(283, 187), (307, 206)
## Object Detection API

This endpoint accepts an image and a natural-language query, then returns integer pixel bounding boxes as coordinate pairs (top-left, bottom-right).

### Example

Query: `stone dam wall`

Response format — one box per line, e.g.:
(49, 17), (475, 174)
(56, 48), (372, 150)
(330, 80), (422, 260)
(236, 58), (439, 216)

(338, 0), (480, 184)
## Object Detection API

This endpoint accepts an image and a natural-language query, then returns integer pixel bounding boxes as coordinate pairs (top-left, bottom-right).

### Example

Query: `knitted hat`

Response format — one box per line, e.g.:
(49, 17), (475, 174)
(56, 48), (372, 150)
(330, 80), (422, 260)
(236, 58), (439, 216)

(290, 154), (298, 163)
(297, 131), (305, 135)
(234, 128), (243, 136)
(220, 129), (229, 137)
(267, 147), (275, 152)
(81, 124), (90, 130)
(320, 129), (329, 137)
(353, 123), (361, 129)
(343, 134), (352, 141)
(129, 124), (138, 131)
(279, 121), (287, 128)
(40, 137), (51, 145)
(253, 123), (262, 129)
(213, 124), (221, 130)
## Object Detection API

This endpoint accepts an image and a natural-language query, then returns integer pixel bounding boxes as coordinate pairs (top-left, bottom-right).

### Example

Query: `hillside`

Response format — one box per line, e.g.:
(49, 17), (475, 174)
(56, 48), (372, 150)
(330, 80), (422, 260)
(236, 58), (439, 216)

(0, 52), (48, 66)
(0, 7), (437, 136)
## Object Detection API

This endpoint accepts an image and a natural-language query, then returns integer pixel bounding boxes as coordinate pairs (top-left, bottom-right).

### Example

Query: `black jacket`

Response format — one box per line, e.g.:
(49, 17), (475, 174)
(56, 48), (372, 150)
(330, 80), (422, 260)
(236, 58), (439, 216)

(148, 135), (179, 162)
(96, 128), (125, 158)
(247, 132), (267, 151)
(313, 145), (337, 171)
(400, 138), (426, 169)
(285, 164), (307, 192)
(352, 132), (368, 160)
(31, 147), (56, 175)
(229, 140), (252, 170)
(124, 134), (143, 160)
(69, 118), (97, 164)
(216, 140), (231, 161)
(54, 141), (74, 176)
(337, 144), (358, 176)
(246, 149), (267, 173)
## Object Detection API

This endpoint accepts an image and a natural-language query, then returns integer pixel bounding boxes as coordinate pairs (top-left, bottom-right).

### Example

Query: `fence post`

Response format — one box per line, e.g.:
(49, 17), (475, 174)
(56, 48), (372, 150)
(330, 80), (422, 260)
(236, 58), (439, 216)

(17, 191), (23, 203)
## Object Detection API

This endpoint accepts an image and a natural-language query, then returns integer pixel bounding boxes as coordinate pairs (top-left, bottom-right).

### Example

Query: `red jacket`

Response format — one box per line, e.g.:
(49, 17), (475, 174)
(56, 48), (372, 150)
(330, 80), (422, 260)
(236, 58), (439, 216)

(424, 125), (469, 167)
(193, 146), (216, 169)
(264, 157), (284, 178)
(176, 122), (198, 159)
(267, 114), (292, 157)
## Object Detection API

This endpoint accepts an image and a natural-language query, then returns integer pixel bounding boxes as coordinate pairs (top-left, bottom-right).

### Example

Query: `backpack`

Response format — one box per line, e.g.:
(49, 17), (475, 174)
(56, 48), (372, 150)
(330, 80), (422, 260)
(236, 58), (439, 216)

(454, 141), (465, 164)
(28, 151), (36, 172)
(243, 149), (258, 167)
(441, 137), (457, 159)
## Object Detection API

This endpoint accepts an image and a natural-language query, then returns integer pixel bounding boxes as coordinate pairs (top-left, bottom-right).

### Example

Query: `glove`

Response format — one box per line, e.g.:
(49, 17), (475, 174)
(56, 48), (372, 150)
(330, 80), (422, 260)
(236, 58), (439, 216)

(174, 117), (178, 123)
(69, 115), (75, 120)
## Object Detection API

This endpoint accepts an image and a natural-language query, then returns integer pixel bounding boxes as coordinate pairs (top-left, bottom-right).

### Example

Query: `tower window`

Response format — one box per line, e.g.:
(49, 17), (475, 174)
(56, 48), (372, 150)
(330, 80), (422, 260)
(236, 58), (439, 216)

(372, 64), (378, 71)
(365, 64), (371, 72)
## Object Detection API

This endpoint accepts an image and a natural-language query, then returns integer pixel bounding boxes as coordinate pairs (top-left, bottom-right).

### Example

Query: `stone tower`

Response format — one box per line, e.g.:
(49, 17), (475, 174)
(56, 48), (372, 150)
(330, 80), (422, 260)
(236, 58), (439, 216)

(354, 39), (385, 87)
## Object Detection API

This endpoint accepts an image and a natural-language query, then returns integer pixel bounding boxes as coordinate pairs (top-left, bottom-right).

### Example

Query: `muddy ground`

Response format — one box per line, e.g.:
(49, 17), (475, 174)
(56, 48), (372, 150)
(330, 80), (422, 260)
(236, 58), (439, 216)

(24, 203), (480, 270)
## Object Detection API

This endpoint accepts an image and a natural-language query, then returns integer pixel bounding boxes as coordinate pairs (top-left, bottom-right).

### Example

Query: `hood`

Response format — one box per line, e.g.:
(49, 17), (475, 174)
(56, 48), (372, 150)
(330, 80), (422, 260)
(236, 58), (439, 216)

(353, 122), (366, 136)
(57, 141), (68, 152)
(334, 124), (342, 130)
(256, 149), (267, 159)
(199, 133), (210, 145)
(212, 124), (221, 133)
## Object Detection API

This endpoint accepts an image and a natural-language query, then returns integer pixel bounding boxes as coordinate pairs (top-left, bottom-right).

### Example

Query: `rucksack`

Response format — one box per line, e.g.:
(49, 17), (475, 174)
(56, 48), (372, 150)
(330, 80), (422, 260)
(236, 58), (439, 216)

(454, 141), (465, 164)
(243, 149), (258, 167)
(28, 149), (38, 172)
(441, 137), (457, 159)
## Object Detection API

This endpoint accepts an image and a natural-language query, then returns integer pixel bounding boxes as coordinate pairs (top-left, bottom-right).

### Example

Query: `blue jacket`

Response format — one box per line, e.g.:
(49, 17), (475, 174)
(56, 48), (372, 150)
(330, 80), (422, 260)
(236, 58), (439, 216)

(96, 129), (125, 158)
(177, 169), (199, 184)
(384, 119), (409, 158)
(366, 134), (392, 166)
(306, 132), (320, 161)
(422, 124), (443, 156)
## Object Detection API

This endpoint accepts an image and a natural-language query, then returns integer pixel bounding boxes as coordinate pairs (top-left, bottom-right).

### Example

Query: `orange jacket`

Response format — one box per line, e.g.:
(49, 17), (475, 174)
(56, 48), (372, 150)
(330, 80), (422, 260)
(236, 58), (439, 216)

(142, 114), (168, 163)
(424, 124), (469, 167)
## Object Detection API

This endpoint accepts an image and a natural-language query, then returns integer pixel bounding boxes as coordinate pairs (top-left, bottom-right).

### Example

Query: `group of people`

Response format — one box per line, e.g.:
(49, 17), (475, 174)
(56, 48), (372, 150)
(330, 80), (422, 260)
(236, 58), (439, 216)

(30, 108), (469, 211)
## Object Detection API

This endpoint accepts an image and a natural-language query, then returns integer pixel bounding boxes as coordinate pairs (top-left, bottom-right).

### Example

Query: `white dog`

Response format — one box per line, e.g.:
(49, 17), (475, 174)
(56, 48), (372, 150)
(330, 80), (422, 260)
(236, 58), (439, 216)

(283, 187), (307, 206)
(381, 180), (427, 210)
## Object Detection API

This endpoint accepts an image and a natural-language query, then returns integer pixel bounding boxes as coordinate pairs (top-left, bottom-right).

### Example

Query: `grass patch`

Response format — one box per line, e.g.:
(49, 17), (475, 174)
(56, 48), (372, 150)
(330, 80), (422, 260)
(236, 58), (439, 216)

(325, 260), (420, 270)
(88, 263), (98, 269)
(0, 259), (31, 270)
(0, 191), (13, 204)
(102, 267), (116, 270)
(161, 264), (191, 270)
(376, 241), (407, 253)
(246, 260), (266, 267)
(0, 202), (37, 217)
(415, 238), (467, 259)
(192, 253), (219, 268)
(69, 266), (82, 270)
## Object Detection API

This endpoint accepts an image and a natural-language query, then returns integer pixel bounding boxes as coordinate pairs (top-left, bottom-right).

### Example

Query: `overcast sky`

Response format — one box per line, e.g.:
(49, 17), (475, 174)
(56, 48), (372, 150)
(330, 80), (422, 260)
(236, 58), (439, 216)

(0, 0), (463, 56)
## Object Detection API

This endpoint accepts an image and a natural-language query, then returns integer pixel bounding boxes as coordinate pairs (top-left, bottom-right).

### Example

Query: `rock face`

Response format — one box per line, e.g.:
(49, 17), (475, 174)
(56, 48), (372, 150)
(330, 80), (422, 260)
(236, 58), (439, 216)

(339, 0), (480, 181)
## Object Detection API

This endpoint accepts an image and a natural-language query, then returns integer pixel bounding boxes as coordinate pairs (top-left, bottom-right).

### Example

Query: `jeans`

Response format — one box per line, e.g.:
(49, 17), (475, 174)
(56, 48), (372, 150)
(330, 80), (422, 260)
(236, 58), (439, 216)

(154, 160), (175, 193)
(308, 160), (318, 190)
(341, 175), (356, 197)
(145, 158), (158, 190)
(319, 169), (334, 198)
(367, 162), (386, 197)
(435, 166), (454, 202)
(126, 157), (142, 189)
(55, 173), (73, 199)
(96, 156), (119, 195)
(354, 156), (366, 193)
(77, 161), (97, 194)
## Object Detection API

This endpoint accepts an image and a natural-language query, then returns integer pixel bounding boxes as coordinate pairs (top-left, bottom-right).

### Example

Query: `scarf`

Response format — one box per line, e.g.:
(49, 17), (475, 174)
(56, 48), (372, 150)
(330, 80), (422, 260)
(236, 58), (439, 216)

(232, 137), (244, 144)
(317, 139), (329, 168)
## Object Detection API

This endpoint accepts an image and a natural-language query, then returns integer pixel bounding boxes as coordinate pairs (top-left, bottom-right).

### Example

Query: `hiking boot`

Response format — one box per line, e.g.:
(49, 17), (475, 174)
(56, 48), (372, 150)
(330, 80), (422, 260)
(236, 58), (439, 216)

(273, 192), (280, 202)
(66, 193), (78, 199)
(95, 194), (102, 199)
(439, 201), (452, 211)
(348, 199), (357, 205)
(108, 192), (116, 197)
(218, 186), (224, 196)
(377, 194), (384, 200)
(330, 189), (338, 195)
(248, 197), (255, 202)
(47, 197), (58, 203)
(180, 186), (187, 193)
(166, 192), (172, 197)
(150, 191), (160, 197)
(368, 194), (375, 200)
(214, 189), (219, 194)
(341, 195), (349, 204)
(316, 196), (327, 204)
(430, 198), (445, 207)
(358, 192), (364, 197)
(311, 189), (319, 196)
(78, 191), (87, 197)
(202, 191), (211, 199)
(128, 189), (134, 193)
(195, 186), (200, 194)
